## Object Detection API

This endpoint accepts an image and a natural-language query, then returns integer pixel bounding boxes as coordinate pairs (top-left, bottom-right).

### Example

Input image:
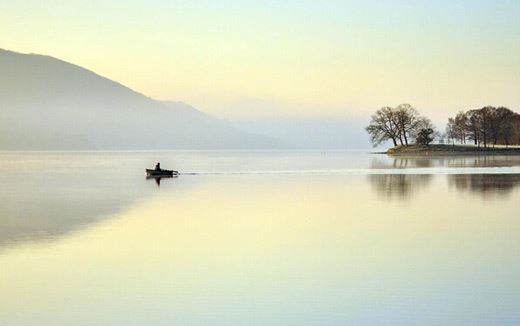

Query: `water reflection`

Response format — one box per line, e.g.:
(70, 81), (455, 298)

(0, 153), (161, 252)
(370, 156), (520, 200)
(370, 173), (520, 201)
(0, 151), (201, 252)
(448, 174), (520, 197)
(372, 157), (433, 169)
(369, 157), (433, 200)
(368, 174), (433, 200)
(2, 152), (520, 325)
(0, 175), (142, 251)
(2, 152), (520, 253)
(2, 172), (520, 325)
(373, 155), (520, 169)
(146, 175), (177, 187)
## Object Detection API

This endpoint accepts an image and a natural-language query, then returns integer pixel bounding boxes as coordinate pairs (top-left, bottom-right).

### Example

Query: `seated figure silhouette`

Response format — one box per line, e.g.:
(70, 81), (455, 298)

(155, 162), (161, 171)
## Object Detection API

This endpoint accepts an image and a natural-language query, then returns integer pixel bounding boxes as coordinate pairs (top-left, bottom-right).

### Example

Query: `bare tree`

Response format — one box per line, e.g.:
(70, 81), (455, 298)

(454, 111), (469, 144)
(445, 111), (469, 144)
(365, 107), (401, 147)
(461, 108), (489, 147)
(366, 104), (429, 147)
(467, 109), (481, 146)
(446, 118), (457, 145)
(394, 103), (419, 146)
(447, 106), (520, 148)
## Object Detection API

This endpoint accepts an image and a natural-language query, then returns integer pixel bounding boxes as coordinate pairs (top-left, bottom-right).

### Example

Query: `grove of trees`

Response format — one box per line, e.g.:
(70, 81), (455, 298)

(365, 104), (435, 147)
(445, 106), (520, 148)
(366, 104), (520, 148)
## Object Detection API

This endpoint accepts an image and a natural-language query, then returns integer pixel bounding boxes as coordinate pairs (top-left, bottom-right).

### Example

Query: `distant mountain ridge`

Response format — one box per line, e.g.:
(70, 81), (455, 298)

(0, 49), (277, 149)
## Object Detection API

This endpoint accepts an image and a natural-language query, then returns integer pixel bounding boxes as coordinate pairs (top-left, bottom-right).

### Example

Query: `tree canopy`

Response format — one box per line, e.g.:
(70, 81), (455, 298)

(365, 104), (435, 147)
(445, 107), (520, 147)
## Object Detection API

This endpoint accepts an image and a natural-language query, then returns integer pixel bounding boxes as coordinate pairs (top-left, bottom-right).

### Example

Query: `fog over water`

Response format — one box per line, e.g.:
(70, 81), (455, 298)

(1, 151), (520, 325)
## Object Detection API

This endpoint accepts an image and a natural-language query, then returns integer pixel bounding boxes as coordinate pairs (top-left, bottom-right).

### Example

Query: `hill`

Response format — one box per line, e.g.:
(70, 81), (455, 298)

(0, 49), (277, 149)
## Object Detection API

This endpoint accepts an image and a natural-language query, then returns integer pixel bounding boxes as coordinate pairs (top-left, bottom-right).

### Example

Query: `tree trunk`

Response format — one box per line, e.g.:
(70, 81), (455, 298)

(392, 138), (397, 146)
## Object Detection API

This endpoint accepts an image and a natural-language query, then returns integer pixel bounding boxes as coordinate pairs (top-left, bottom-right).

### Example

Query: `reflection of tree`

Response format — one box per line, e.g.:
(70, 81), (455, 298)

(369, 158), (433, 200)
(369, 156), (520, 200)
(440, 155), (520, 168)
(372, 155), (520, 170)
(371, 157), (433, 169)
(368, 174), (433, 200)
(448, 174), (520, 197)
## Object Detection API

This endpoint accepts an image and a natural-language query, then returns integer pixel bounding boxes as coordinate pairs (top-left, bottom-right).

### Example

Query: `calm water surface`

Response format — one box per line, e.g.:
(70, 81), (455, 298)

(1, 151), (520, 325)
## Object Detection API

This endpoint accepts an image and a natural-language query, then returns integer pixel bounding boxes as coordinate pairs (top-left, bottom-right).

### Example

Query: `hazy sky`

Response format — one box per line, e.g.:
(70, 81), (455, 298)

(2, 0), (519, 120)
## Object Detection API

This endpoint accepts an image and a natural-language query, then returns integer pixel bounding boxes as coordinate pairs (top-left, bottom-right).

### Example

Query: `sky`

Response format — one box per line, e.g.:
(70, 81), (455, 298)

(1, 0), (519, 121)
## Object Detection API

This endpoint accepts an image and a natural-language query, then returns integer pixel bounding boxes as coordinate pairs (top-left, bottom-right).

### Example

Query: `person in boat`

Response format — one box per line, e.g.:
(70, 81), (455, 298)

(155, 162), (161, 171)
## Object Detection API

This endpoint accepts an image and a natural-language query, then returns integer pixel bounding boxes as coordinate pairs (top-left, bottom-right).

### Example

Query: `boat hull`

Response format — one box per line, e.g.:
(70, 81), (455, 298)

(145, 169), (179, 177)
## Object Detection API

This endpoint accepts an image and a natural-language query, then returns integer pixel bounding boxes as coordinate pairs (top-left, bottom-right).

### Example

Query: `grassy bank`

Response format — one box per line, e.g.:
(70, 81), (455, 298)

(387, 144), (520, 156)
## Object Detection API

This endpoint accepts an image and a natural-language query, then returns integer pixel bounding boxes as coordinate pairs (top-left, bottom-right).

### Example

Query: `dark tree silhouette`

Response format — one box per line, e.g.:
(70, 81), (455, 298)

(366, 104), (431, 147)
(446, 111), (469, 144)
(446, 107), (520, 148)
(365, 107), (401, 146)
(416, 128), (435, 146)
(394, 104), (420, 146)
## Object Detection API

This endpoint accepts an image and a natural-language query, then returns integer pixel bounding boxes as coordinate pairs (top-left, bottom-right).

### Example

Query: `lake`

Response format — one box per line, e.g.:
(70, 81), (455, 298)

(1, 151), (520, 325)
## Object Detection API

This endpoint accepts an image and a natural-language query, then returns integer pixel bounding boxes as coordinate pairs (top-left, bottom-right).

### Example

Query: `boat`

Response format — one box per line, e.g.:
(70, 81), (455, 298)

(145, 169), (179, 177)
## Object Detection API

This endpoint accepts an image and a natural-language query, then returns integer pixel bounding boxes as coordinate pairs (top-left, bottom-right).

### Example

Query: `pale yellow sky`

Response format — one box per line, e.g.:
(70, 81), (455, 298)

(1, 0), (519, 120)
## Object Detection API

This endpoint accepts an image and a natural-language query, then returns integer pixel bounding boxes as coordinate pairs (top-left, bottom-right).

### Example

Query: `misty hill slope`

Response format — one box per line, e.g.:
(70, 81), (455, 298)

(235, 118), (371, 149)
(0, 49), (276, 149)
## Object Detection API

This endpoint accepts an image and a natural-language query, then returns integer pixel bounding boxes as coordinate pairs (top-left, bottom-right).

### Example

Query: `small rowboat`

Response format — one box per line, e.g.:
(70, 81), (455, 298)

(146, 169), (179, 177)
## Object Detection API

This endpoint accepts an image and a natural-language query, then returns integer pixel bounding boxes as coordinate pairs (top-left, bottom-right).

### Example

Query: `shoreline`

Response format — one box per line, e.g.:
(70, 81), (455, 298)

(385, 144), (520, 156)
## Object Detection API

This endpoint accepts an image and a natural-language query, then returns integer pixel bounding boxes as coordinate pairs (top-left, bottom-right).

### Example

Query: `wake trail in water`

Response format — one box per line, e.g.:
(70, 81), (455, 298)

(180, 167), (520, 176)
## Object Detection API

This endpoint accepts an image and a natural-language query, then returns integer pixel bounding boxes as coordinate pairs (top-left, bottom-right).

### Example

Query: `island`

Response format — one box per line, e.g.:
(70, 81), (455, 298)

(366, 104), (520, 155)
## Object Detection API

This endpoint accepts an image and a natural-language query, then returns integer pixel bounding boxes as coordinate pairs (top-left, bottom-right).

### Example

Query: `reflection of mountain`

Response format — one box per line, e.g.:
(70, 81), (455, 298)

(0, 172), (145, 251)
(448, 174), (520, 197)
(0, 152), (194, 252)
(368, 174), (433, 200)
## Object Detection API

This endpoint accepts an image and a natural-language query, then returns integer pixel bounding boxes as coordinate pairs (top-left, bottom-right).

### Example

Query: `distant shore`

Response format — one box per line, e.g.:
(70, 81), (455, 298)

(386, 144), (520, 156)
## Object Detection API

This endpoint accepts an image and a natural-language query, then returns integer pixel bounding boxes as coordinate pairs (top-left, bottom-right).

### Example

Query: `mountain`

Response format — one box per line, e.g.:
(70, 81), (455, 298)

(0, 49), (277, 149)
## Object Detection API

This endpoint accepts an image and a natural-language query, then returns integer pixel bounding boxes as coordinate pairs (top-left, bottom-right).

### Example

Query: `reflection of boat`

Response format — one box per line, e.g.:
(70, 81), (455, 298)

(146, 175), (177, 180)
(145, 169), (179, 177)
(146, 175), (177, 187)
